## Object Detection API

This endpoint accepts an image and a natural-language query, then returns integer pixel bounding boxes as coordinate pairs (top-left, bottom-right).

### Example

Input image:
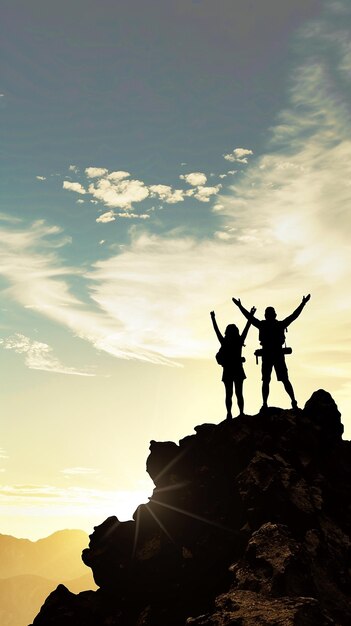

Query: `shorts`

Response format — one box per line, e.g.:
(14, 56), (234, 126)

(222, 365), (246, 383)
(261, 353), (288, 382)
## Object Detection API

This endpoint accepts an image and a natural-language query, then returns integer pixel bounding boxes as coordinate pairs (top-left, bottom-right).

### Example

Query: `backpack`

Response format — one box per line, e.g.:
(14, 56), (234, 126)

(215, 346), (225, 365)
(259, 320), (286, 347)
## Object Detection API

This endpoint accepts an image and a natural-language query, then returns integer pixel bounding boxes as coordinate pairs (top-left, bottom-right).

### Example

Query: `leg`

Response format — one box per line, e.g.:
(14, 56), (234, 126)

(223, 380), (233, 419)
(277, 356), (298, 408)
(282, 375), (297, 408)
(234, 378), (244, 416)
(261, 357), (272, 410)
(262, 379), (270, 407)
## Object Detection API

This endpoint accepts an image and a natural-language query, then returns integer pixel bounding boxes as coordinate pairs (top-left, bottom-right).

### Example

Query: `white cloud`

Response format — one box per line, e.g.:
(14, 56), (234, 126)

(88, 177), (149, 209)
(193, 185), (221, 202)
(76, 199), (85, 204)
(36, 176), (46, 181)
(0, 333), (94, 376)
(223, 148), (253, 163)
(96, 211), (116, 223)
(180, 172), (207, 186)
(69, 165), (79, 173)
(107, 171), (130, 182)
(85, 167), (108, 178)
(116, 212), (150, 219)
(149, 184), (185, 204)
(63, 181), (86, 195)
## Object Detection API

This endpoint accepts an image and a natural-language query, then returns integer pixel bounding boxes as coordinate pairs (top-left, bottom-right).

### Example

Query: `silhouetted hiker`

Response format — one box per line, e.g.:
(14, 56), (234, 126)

(232, 295), (311, 411)
(210, 307), (256, 420)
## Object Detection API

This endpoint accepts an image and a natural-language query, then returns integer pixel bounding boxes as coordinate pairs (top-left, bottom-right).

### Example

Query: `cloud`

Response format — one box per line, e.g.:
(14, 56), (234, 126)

(116, 212), (150, 219)
(76, 199), (85, 204)
(36, 176), (46, 181)
(96, 209), (150, 222)
(0, 219), (176, 365)
(96, 211), (116, 223)
(0, 483), (151, 528)
(149, 185), (185, 204)
(107, 171), (130, 182)
(85, 167), (108, 178)
(223, 148), (253, 163)
(193, 185), (221, 202)
(69, 165), (79, 173)
(63, 180), (86, 195)
(0, 448), (8, 460)
(180, 172), (207, 186)
(88, 177), (149, 209)
(0, 333), (94, 376)
(65, 167), (220, 219)
(61, 467), (100, 476)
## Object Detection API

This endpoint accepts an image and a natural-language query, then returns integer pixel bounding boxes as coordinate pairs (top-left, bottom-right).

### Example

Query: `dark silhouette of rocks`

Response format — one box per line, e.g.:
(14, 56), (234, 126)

(31, 390), (351, 626)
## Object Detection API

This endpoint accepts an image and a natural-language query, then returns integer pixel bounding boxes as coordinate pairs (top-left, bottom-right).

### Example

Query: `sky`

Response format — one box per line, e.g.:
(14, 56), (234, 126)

(1, 0), (350, 540)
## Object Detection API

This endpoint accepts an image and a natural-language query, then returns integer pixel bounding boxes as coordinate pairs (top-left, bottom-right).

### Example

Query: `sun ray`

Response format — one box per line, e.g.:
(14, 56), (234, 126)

(151, 499), (235, 533)
(145, 502), (176, 544)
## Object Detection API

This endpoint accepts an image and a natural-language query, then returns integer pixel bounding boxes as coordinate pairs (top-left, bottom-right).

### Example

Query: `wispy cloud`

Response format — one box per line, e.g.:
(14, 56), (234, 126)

(0, 448), (9, 460)
(61, 467), (100, 476)
(0, 333), (94, 376)
(36, 175), (46, 181)
(0, 483), (151, 527)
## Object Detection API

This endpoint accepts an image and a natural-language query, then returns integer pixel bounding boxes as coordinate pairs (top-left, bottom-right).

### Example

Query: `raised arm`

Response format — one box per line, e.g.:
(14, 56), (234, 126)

(232, 297), (260, 328)
(240, 306), (257, 344)
(282, 294), (311, 327)
(210, 311), (224, 343)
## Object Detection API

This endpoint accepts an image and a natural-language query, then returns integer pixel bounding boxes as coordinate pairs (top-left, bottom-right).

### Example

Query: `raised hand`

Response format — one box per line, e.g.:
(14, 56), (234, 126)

(232, 297), (241, 307)
(250, 306), (257, 315)
(210, 310), (215, 318)
(302, 294), (311, 304)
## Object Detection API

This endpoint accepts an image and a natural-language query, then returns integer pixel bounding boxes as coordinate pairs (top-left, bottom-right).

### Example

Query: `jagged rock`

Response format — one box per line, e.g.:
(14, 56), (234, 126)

(185, 590), (334, 626)
(31, 391), (351, 626)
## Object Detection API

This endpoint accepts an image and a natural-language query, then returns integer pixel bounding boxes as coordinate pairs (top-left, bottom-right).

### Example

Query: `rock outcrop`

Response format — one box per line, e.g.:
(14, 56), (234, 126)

(31, 390), (351, 625)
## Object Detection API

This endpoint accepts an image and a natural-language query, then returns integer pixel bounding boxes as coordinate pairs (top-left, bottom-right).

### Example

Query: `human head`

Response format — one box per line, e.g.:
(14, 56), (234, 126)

(265, 306), (277, 321)
(225, 324), (239, 338)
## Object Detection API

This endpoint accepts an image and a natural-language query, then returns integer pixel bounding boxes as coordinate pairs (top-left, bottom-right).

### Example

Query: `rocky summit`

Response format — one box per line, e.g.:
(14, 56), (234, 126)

(31, 390), (351, 626)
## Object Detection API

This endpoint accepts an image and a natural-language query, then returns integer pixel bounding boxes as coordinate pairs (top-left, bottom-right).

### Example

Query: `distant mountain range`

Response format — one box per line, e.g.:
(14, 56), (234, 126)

(0, 529), (96, 626)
